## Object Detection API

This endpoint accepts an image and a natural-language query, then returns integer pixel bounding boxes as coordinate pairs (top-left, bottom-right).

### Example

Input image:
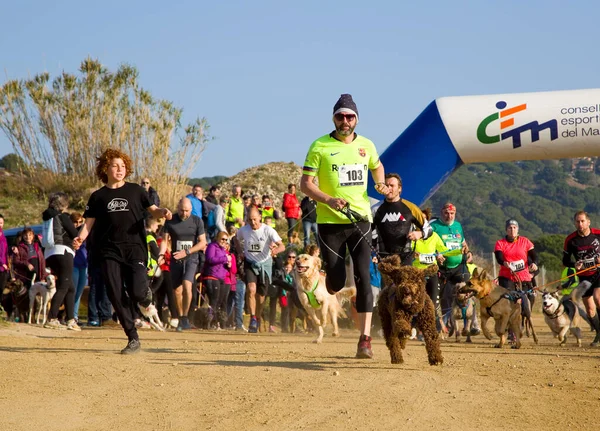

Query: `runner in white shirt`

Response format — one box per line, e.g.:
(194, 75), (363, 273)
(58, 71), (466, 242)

(236, 208), (284, 333)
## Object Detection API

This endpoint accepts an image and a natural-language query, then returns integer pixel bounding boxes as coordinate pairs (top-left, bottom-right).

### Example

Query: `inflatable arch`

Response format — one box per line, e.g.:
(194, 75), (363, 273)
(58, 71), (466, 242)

(369, 88), (600, 205)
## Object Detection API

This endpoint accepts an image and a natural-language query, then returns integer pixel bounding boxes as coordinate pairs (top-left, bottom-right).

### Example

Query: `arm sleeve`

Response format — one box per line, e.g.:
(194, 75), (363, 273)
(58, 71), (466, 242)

(527, 248), (538, 265)
(149, 240), (160, 260)
(494, 250), (505, 266)
(215, 206), (226, 233)
(562, 237), (575, 267)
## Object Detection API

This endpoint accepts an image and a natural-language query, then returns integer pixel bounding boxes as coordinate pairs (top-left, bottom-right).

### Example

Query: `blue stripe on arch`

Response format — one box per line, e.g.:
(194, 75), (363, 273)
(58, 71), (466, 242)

(368, 100), (463, 206)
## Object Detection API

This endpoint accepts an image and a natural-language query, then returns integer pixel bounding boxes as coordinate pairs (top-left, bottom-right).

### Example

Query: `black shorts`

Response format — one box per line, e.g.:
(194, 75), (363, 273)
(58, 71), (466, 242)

(170, 258), (199, 287)
(244, 265), (269, 296)
(578, 274), (600, 298)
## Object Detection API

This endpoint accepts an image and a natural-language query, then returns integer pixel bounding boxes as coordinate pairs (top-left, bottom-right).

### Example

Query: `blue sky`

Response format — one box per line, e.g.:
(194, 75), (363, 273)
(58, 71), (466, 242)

(1, 1), (599, 178)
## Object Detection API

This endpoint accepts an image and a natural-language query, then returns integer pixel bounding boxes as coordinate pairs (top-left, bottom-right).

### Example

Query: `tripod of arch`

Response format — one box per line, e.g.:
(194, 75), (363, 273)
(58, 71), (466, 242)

(368, 88), (600, 205)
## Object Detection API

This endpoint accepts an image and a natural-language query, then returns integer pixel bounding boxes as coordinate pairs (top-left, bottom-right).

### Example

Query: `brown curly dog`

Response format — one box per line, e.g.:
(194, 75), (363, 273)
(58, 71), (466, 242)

(377, 255), (443, 365)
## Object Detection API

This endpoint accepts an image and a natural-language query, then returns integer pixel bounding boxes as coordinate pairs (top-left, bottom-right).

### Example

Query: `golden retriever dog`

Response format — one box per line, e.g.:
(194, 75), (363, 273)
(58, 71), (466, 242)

(295, 254), (356, 343)
(459, 268), (538, 349)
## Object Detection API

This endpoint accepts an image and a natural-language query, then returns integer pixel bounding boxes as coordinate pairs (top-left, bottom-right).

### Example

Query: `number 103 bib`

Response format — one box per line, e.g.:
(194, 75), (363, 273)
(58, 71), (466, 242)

(339, 164), (366, 187)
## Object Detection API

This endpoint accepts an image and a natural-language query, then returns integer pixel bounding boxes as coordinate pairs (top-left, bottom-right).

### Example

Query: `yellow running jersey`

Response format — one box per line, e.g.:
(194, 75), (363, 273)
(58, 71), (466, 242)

(302, 133), (380, 224)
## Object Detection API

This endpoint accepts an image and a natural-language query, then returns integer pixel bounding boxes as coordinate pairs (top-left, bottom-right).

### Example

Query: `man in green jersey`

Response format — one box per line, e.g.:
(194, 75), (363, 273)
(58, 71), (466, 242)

(430, 202), (480, 335)
(300, 94), (388, 359)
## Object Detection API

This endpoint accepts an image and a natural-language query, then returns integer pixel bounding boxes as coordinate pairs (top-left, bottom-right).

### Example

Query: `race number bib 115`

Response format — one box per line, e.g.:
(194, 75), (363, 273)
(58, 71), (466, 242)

(446, 241), (461, 250)
(176, 240), (193, 252)
(508, 260), (525, 272)
(339, 164), (366, 187)
(249, 243), (261, 253)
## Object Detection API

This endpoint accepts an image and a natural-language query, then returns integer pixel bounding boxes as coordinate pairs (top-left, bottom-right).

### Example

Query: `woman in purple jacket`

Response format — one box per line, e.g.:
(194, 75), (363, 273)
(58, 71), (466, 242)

(202, 231), (231, 329)
(0, 215), (9, 293)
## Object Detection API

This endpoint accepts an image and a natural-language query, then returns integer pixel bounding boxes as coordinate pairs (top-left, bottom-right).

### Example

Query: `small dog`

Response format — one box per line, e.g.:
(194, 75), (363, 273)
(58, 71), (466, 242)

(295, 254), (356, 343)
(28, 274), (57, 325)
(459, 268), (537, 349)
(377, 255), (443, 365)
(449, 290), (476, 343)
(542, 291), (582, 347)
(2, 278), (29, 322)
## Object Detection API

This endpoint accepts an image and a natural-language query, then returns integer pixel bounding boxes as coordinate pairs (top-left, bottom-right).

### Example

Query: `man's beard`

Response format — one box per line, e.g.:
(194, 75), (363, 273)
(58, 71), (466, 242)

(335, 124), (354, 137)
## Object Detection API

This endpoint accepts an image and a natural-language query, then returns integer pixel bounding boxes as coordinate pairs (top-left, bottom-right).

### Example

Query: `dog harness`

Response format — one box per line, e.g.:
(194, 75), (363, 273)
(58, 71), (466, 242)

(485, 291), (520, 317)
(305, 279), (321, 309)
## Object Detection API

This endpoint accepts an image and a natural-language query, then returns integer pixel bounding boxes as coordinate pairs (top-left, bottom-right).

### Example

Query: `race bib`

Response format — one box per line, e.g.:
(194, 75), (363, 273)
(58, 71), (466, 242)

(248, 243), (261, 253)
(419, 253), (436, 265)
(176, 240), (193, 251)
(508, 260), (525, 272)
(446, 241), (461, 250)
(338, 164), (365, 187)
(583, 257), (597, 268)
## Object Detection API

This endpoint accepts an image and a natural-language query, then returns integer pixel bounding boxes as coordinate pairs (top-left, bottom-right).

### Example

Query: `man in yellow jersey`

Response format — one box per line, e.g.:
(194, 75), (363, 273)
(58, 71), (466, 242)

(300, 94), (388, 359)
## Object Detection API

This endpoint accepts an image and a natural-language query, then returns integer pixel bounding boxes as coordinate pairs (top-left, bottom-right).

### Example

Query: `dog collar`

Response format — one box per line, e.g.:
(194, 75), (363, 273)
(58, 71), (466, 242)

(305, 279), (321, 309)
(543, 303), (565, 320)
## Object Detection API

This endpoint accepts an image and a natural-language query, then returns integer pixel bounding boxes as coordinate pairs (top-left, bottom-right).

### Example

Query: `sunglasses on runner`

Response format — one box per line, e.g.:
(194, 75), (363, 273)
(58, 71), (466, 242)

(334, 113), (356, 122)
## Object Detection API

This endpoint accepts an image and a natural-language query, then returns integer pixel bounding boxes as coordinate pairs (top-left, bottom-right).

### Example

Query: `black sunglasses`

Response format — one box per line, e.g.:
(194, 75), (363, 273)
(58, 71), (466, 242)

(288, 255), (297, 259)
(334, 113), (356, 122)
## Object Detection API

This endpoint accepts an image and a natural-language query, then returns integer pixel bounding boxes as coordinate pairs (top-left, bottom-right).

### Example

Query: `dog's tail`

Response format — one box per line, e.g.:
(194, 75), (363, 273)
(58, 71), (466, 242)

(335, 286), (357, 318)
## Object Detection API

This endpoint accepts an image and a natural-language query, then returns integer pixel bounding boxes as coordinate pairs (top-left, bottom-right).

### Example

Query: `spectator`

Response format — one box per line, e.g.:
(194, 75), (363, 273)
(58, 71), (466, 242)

(12, 227), (45, 289)
(203, 231), (231, 329)
(152, 229), (179, 329)
(245, 194), (262, 224)
(0, 214), (8, 294)
(282, 184), (301, 244)
(70, 212), (88, 323)
(86, 232), (112, 327)
(43, 192), (80, 331)
(228, 225), (247, 331)
(214, 196), (229, 236)
(261, 195), (280, 223)
(187, 184), (204, 219)
(206, 185), (221, 205)
(300, 196), (318, 249)
(141, 178), (160, 207)
(223, 238), (238, 329)
(226, 184), (245, 229)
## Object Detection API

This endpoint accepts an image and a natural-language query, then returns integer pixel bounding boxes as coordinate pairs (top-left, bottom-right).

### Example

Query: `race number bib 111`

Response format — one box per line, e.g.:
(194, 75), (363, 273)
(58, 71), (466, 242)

(419, 253), (436, 265)
(176, 240), (193, 252)
(339, 164), (366, 187)
(508, 260), (525, 272)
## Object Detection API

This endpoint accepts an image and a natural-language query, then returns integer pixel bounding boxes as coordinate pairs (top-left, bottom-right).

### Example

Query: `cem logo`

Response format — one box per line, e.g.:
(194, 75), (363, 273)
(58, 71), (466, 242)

(107, 198), (129, 212)
(476, 101), (558, 149)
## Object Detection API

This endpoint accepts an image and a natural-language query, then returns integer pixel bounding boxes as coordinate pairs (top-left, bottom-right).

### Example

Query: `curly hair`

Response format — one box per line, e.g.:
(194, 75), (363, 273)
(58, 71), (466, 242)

(95, 148), (133, 184)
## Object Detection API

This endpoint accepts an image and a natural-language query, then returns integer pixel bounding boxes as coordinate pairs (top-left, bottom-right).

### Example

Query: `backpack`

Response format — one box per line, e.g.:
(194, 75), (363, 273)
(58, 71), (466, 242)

(41, 216), (63, 249)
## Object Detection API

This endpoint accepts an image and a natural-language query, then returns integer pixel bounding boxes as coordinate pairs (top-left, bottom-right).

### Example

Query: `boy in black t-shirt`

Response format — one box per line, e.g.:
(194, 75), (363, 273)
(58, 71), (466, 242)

(74, 148), (172, 355)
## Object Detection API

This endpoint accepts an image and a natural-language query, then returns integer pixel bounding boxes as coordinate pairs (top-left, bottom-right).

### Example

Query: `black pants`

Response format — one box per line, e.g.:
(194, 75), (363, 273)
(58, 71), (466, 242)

(47, 251), (76, 321)
(286, 217), (299, 241)
(204, 278), (229, 328)
(151, 271), (178, 321)
(318, 222), (372, 313)
(87, 265), (113, 322)
(101, 258), (151, 342)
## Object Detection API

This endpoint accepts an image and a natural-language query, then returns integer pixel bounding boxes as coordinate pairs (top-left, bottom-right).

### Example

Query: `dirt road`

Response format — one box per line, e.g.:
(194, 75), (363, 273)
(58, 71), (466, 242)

(1, 314), (599, 431)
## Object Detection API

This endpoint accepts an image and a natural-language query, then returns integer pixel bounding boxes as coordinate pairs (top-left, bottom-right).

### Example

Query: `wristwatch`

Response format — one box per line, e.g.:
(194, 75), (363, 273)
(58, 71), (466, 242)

(185, 249), (191, 256)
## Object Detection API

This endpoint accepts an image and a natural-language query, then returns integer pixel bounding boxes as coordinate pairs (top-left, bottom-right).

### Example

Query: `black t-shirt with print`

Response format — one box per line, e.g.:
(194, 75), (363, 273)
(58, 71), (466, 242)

(83, 182), (152, 262)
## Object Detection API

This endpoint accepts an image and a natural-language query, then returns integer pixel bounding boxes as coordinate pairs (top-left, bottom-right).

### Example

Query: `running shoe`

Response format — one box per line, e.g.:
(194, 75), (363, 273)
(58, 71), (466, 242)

(120, 339), (141, 355)
(269, 325), (277, 333)
(66, 319), (82, 331)
(248, 316), (258, 333)
(590, 332), (600, 347)
(44, 319), (67, 330)
(87, 320), (100, 327)
(235, 325), (248, 332)
(356, 335), (373, 359)
(169, 318), (179, 329)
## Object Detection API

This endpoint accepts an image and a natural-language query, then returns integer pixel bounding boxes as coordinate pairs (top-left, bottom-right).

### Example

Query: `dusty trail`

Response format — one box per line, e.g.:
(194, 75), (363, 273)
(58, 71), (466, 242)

(1, 314), (599, 431)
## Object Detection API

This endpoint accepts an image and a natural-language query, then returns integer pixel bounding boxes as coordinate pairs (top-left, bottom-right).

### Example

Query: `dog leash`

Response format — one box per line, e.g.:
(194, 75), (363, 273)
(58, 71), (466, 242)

(535, 263), (600, 293)
(338, 203), (381, 260)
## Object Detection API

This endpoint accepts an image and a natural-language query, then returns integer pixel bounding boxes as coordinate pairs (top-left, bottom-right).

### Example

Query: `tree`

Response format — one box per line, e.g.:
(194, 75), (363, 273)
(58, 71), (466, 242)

(0, 153), (25, 173)
(0, 58), (211, 207)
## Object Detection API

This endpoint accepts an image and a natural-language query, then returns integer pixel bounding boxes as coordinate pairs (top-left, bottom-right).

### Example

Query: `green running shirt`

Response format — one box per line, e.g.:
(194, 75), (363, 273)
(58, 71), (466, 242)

(430, 219), (466, 269)
(302, 133), (380, 224)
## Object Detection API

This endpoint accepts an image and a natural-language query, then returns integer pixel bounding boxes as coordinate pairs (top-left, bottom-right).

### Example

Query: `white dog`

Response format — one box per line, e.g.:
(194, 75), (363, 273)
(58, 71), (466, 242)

(542, 290), (582, 347)
(295, 254), (356, 343)
(28, 274), (57, 325)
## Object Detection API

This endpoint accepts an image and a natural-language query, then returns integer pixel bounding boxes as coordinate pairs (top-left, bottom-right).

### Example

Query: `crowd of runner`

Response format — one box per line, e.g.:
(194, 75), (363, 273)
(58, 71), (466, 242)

(1, 94), (600, 357)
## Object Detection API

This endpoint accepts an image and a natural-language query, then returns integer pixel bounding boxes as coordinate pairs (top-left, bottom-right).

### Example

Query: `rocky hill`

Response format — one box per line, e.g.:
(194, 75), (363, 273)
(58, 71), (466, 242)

(216, 161), (303, 207)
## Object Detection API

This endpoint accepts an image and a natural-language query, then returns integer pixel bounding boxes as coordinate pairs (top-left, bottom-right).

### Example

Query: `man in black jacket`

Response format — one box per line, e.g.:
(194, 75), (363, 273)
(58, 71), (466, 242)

(141, 178), (160, 207)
